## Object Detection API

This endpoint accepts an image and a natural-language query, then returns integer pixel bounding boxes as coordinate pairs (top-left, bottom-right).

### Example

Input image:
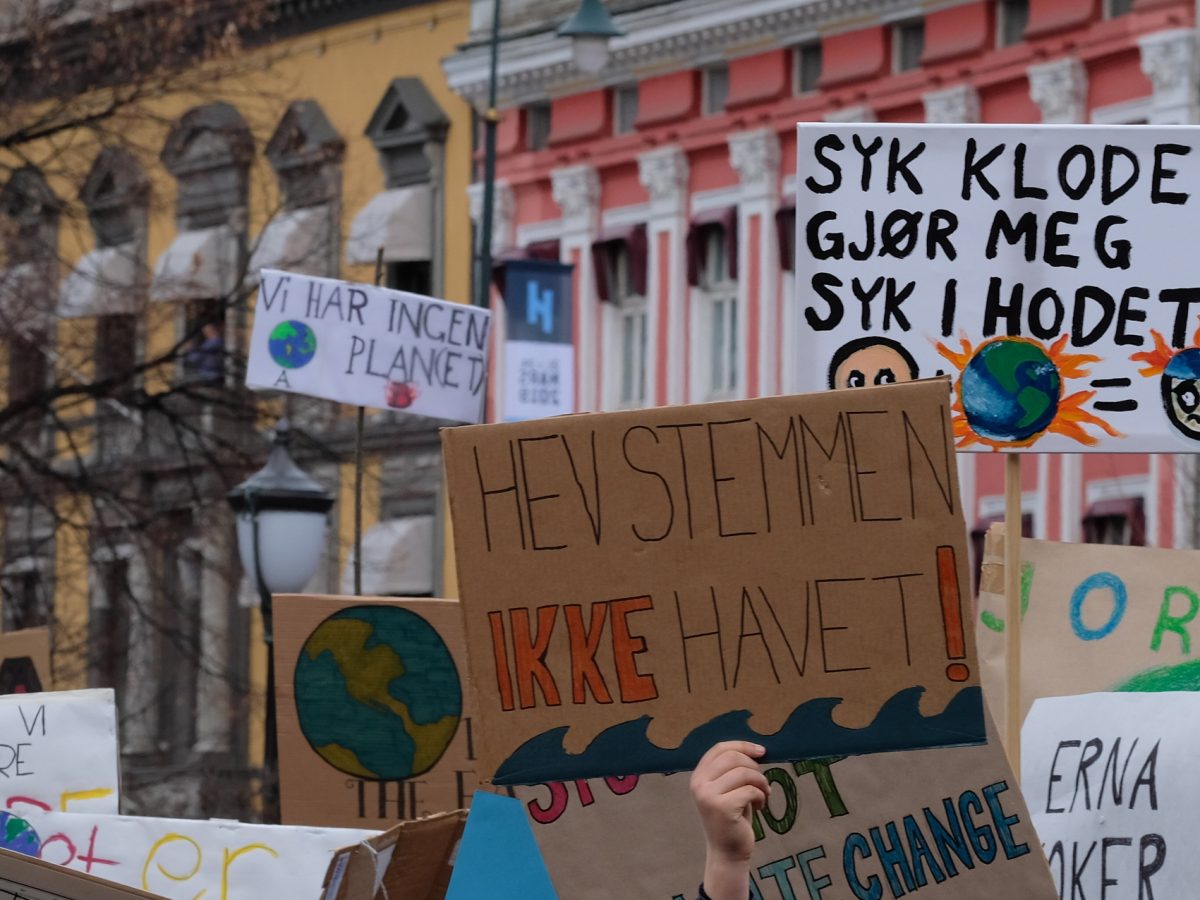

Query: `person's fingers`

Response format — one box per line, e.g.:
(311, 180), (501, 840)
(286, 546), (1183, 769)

(704, 765), (770, 803)
(721, 783), (770, 816)
(693, 747), (765, 787)
(695, 741), (766, 773)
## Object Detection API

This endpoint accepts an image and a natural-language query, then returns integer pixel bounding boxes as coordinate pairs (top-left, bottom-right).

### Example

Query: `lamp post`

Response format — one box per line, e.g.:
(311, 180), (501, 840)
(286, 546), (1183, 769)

(474, 0), (623, 310)
(227, 419), (334, 823)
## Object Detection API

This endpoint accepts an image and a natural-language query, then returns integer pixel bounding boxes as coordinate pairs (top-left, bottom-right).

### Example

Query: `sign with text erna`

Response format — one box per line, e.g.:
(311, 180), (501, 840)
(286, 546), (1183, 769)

(442, 379), (985, 785)
(1022, 692), (1194, 900)
(795, 124), (1200, 453)
(246, 270), (491, 424)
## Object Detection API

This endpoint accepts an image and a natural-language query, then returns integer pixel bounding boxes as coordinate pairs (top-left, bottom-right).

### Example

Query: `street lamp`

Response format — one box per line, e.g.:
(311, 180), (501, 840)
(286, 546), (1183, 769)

(474, 0), (622, 310)
(227, 419), (334, 823)
(558, 0), (624, 74)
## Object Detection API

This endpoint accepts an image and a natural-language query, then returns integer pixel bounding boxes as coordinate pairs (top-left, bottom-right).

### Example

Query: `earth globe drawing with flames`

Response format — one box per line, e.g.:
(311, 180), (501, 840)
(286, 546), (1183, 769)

(294, 605), (462, 780)
(268, 319), (317, 369)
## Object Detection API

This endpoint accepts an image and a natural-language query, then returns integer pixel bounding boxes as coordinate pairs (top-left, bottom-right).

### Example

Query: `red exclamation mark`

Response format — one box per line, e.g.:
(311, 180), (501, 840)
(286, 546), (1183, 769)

(937, 545), (970, 683)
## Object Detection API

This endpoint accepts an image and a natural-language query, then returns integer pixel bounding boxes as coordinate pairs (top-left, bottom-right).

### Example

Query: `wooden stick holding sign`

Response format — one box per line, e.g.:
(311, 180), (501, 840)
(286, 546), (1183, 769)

(1004, 453), (1022, 777)
(352, 247), (385, 596)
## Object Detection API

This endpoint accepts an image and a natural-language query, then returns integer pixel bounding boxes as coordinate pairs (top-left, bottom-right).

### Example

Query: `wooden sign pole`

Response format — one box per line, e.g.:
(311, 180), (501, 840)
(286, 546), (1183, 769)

(1003, 452), (1023, 778)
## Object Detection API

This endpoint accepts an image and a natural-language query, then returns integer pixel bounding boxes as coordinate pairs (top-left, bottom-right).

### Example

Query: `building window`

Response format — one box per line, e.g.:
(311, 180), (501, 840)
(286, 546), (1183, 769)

(181, 299), (225, 386)
(158, 543), (202, 753)
(893, 18), (925, 73)
(698, 226), (738, 400)
(90, 555), (130, 693)
(0, 563), (50, 631)
(702, 64), (730, 116)
(1082, 498), (1146, 546)
(997, 0), (1029, 47)
(794, 42), (822, 94)
(608, 245), (647, 408)
(96, 314), (137, 398)
(613, 84), (639, 135)
(1105, 0), (1134, 17)
(387, 260), (433, 296)
(526, 102), (552, 151)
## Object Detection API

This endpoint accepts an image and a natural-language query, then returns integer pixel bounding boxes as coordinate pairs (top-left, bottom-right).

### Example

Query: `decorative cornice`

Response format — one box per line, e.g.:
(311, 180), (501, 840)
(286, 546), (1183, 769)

(550, 163), (600, 224)
(467, 179), (515, 254)
(922, 84), (980, 124)
(824, 104), (877, 123)
(728, 128), (780, 192)
(637, 146), (689, 208)
(1139, 28), (1198, 123)
(1028, 57), (1087, 124)
(444, 0), (959, 108)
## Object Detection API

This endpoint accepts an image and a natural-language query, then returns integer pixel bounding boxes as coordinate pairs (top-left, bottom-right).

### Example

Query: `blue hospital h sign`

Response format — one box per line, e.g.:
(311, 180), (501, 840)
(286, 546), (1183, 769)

(504, 259), (573, 345)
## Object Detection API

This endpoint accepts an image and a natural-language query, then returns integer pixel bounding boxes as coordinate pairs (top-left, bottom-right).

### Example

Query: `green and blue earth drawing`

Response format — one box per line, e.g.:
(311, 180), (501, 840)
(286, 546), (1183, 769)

(960, 338), (1061, 443)
(294, 605), (462, 780)
(0, 812), (40, 856)
(268, 319), (317, 369)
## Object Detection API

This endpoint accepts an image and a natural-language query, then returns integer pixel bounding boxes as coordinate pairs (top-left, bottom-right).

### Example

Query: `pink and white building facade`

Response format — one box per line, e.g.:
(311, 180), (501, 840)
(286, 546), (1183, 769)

(445, 0), (1200, 564)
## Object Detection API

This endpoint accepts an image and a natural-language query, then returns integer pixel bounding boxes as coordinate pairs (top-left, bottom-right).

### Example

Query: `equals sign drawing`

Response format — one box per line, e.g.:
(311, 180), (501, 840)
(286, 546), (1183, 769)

(1090, 377), (1137, 412)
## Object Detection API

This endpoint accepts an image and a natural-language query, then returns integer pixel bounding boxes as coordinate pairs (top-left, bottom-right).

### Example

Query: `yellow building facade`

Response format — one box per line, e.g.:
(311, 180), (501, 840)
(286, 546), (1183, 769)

(0, 0), (472, 818)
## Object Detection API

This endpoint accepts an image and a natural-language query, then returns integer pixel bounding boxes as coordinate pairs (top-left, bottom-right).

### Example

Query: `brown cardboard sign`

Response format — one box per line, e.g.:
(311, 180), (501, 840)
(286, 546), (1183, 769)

(0, 627), (51, 694)
(442, 379), (984, 785)
(319, 810), (466, 900)
(977, 530), (1200, 737)
(274, 595), (479, 828)
(0, 846), (163, 899)
(514, 714), (1056, 900)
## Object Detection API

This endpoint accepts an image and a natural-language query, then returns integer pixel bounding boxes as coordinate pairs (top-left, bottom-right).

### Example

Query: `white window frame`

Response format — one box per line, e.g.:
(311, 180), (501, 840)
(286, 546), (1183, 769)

(995, 0), (1029, 48)
(701, 64), (730, 116)
(603, 243), (649, 410)
(793, 42), (822, 95)
(693, 226), (740, 402)
(0, 556), (52, 632)
(613, 84), (639, 135)
(1104, 0), (1134, 18)
(892, 18), (925, 74)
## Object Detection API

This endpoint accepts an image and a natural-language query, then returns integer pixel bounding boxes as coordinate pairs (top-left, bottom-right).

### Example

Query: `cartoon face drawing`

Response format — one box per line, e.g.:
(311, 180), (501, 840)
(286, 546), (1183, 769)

(828, 337), (919, 390)
(1162, 349), (1200, 440)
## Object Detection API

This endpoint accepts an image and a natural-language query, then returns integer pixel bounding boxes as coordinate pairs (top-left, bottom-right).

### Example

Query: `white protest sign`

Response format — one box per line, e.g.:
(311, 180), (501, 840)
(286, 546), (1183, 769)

(1022, 692), (1185, 898)
(7, 808), (374, 900)
(795, 123), (1200, 452)
(0, 689), (119, 815)
(246, 269), (491, 423)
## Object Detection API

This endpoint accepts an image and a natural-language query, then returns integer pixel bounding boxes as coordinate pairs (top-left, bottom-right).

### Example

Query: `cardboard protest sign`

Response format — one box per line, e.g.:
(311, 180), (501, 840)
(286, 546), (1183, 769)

(320, 810), (466, 900)
(516, 714), (1055, 900)
(1022, 692), (1192, 898)
(0, 847), (163, 900)
(5, 808), (373, 900)
(0, 689), (119, 815)
(274, 595), (478, 828)
(794, 123), (1200, 453)
(246, 270), (491, 423)
(0, 628), (50, 694)
(443, 379), (984, 785)
(976, 532), (1200, 738)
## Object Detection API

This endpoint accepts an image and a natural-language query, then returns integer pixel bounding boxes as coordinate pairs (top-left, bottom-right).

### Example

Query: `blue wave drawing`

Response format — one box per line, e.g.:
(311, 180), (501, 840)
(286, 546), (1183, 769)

(492, 684), (984, 785)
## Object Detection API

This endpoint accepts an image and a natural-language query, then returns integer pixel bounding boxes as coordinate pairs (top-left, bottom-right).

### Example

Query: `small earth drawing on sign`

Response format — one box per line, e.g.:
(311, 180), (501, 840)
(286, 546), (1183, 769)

(268, 320), (317, 369)
(1131, 322), (1200, 443)
(0, 812), (40, 856)
(294, 605), (462, 780)
(937, 335), (1120, 449)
